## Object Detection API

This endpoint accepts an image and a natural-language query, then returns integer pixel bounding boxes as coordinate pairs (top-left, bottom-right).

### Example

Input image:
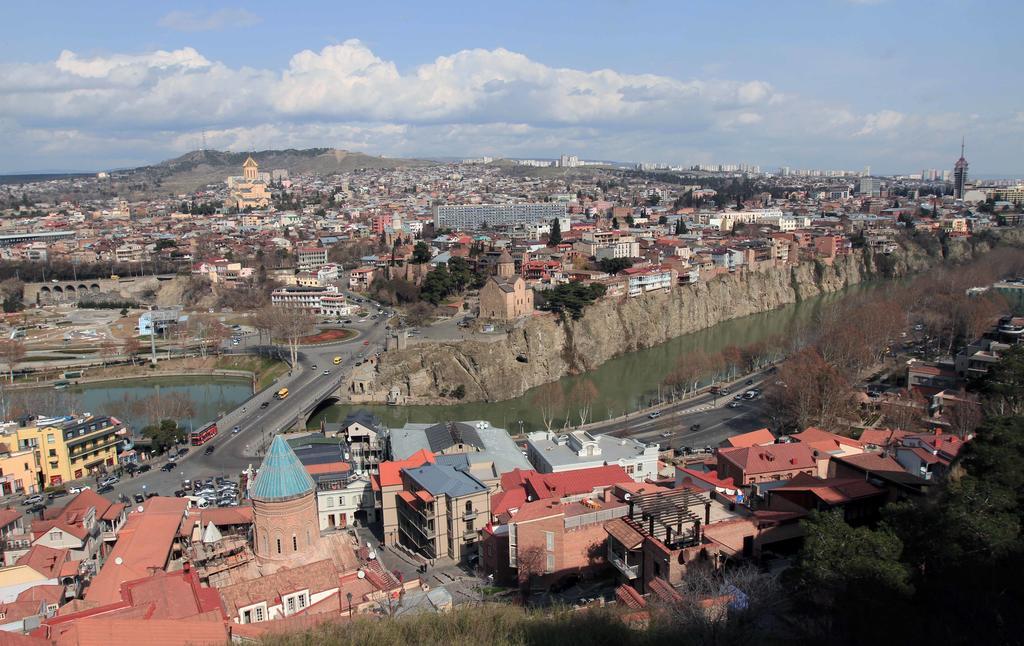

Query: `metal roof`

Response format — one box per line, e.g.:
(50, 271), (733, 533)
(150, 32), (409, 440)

(250, 435), (315, 502)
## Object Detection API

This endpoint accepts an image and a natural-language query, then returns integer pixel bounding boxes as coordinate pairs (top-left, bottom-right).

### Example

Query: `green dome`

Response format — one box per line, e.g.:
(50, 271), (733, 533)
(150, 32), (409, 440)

(250, 435), (315, 501)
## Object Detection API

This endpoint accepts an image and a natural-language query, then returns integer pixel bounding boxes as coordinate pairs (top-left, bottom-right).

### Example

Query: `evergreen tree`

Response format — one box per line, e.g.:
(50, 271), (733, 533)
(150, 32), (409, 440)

(548, 218), (562, 247)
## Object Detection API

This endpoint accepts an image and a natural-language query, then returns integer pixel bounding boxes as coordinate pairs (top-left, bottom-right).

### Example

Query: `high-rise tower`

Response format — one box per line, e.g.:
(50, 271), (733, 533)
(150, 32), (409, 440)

(953, 137), (968, 199)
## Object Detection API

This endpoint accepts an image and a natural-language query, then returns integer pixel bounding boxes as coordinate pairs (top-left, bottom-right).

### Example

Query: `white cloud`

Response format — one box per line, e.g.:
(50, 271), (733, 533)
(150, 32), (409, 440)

(158, 9), (262, 32)
(0, 40), (1016, 172)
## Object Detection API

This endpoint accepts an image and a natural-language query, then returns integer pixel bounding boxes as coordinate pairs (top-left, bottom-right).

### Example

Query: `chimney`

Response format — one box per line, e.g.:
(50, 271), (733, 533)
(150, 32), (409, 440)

(704, 501), (711, 525)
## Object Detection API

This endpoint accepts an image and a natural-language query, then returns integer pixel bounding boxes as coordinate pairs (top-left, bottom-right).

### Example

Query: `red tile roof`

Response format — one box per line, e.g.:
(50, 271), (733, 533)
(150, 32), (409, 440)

(493, 466), (631, 516)
(721, 428), (776, 448)
(16, 545), (71, 579)
(718, 444), (817, 476)
(374, 450), (435, 488)
(771, 472), (884, 505)
(0, 507), (23, 528)
(857, 428), (908, 447)
(790, 427), (864, 452)
(50, 618), (228, 646)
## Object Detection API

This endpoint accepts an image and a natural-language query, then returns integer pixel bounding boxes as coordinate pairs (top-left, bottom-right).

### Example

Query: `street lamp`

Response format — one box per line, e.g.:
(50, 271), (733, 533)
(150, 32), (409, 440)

(346, 591), (353, 618)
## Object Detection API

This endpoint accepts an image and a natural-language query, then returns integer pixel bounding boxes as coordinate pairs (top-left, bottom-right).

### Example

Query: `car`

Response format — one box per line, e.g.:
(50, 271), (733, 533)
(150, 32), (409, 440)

(28, 503), (47, 514)
(310, 365), (317, 370)
(97, 484), (114, 495)
(133, 494), (145, 504)
(99, 475), (119, 486)
(719, 388), (730, 395)
(333, 356), (342, 365)
(47, 489), (68, 501)
(734, 393), (744, 400)
(323, 369), (331, 376)
(363, 340), (369, 345)
(648, 411), (662, 419)
(260, 401), (269, 409)
(137, 465), (151, 474)
(342, 319), (352, 324)
(160, 462), (178, 472)
(124, 463), (137, 473)
(231, 425), (240, 433)
(177, 447), (190, 456)
(167, 455), (177, 462)
(743, 391), (758, 400)
(174, 489), (187, 498)
(727, 401), (741, 409)
(204, 445), (216, 455)
(745, 379), (754, 385)
(689, 424), (701, 432)
(68, 485), (91, 494)
(660, 432), (671, 438)
(231, 339), (240, 345)
(22, 494), (44, 506)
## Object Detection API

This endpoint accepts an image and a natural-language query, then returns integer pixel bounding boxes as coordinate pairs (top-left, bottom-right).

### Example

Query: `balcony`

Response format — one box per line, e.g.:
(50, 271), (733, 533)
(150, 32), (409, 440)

(608, 548), (639, 580)
(463, 509), (478, 521)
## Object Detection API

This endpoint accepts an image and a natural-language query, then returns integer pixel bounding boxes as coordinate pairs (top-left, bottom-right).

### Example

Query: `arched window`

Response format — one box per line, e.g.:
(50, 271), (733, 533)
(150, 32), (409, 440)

(276, 538), (282, 554)
(465, 500), (473, 514)
(292, 535), (298, 551)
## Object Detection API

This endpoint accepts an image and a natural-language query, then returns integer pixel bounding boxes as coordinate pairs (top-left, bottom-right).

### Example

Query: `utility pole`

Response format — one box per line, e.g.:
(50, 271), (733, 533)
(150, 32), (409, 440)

(149, 306), (157, 365)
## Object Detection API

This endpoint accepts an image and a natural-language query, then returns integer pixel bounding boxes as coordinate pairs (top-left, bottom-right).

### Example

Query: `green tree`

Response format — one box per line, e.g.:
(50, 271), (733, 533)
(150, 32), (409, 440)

(141, 419), (186, 454)
(674, 219), (688, 235)
(420, 265), (454, 305)
(548, 218), (562, 246)
(411, 241), (431, 264)
(597, 257), (633, 274)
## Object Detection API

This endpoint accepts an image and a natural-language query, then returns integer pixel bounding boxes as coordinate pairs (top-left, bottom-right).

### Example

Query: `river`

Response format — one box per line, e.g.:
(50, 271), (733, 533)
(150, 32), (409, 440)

(62, 376), (252, 433)
(310, 283), (875, 433)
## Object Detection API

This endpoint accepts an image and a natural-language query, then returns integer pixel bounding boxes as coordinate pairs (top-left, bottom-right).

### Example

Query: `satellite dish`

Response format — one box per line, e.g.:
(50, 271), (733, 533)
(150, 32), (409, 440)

(357, 570), (366, 579)
(368, 551), (377, 560)
(137, 506), (144, 512)
(114, 557), (123, 565)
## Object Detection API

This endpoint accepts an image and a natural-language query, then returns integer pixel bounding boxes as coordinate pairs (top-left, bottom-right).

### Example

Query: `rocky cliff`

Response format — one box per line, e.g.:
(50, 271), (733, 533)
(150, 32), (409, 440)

(356, 230), (1024, 405)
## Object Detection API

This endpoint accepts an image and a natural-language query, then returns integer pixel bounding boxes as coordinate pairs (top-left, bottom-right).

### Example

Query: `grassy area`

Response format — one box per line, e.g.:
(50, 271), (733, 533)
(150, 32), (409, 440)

(261, 604), (647, 646)
(214, 354), (288, 391)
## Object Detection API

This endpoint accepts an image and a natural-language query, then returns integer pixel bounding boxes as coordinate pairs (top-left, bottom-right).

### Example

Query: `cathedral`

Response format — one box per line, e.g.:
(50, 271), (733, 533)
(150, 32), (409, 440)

(478, 249), (534, 321)
(228, 156), (271, 210)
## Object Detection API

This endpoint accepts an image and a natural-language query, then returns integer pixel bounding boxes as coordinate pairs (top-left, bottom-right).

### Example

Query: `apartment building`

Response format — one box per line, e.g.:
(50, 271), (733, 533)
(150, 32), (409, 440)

(296, 246), (328, 271)
(270, 284), (345, 313)
(622, 266), (675, 298)
(433, 203), (566, 230)
(395, 462), (491, 563)
(15, 416), (123, 486)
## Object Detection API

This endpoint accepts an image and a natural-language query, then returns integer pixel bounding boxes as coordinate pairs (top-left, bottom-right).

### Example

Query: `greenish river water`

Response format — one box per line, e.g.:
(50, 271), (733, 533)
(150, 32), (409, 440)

(310, 284), (873, 433)
(64, 376), (251, 432)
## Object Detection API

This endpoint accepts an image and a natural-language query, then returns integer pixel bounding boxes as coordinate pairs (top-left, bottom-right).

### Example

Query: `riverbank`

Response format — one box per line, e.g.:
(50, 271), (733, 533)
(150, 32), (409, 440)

(357, 230), (1024, 405)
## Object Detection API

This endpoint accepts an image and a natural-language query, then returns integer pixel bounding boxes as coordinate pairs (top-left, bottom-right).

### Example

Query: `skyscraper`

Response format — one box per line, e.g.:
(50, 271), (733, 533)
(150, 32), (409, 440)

(953, 137), (969, 199)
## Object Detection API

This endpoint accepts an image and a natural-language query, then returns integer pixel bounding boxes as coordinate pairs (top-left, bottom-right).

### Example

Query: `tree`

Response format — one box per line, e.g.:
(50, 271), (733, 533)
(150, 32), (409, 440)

(596, 257), (633, 275)
(123, 336), (142, 366)
(141, 419), (187, 454)
(569, 379), (599, 426)
(981, 344), (1024, 416)
(411, 241), (431, 264)
(98, 341), (117, 367)
(611, 217), (619, 229)
(0, 339), (25, 383)
(548, 218), (562, 246)
(531, 382), (565, 431)
(764, 347), (856, 431)
(674, 219), (688, 235)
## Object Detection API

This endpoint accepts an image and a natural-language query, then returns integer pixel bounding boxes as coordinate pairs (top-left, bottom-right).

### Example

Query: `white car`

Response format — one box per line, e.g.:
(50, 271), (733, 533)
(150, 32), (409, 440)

(68, 485), (91, 494)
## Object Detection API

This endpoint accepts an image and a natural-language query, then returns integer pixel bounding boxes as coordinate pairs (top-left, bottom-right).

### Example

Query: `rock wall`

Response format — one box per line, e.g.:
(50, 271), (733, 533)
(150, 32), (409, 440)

(358, 230), (1024, 405)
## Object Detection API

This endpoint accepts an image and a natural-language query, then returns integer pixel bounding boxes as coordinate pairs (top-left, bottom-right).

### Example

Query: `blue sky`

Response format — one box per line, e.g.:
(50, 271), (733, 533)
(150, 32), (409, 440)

(1, 0), (1021, 174)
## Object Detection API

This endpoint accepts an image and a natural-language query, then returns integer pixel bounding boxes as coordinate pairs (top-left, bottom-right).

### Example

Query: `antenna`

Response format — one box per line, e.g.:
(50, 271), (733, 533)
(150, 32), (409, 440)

(960, 136), (965, 159)
(202, 129), (208, 152)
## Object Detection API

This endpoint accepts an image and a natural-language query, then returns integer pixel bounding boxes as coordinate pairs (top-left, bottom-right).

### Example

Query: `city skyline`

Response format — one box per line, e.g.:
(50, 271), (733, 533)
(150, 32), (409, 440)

(2, 0), (1023, 175)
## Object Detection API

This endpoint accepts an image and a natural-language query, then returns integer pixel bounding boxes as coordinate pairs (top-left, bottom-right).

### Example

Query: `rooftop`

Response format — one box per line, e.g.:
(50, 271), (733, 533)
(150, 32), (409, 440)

(250, 435), (316, 502)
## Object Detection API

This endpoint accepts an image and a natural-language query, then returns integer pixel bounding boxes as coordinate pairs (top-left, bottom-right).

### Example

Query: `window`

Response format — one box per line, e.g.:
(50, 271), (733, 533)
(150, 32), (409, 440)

(546, 553), (555, 573)
(337, 495), (345, 506)
(242, 610), (251, 624)
(465, 521), (474, 534)
(276, 538), (282, 554)
(48, 449), (57, 457)
(508, 523), (517, 567)
(254, 606), (265, 622)
(465, 500), (473, 514)
(47, 434), (54, 444)
(49, 531), (61, 541)
(545, 531), (554, 551)
(298, 593), (307, 609)
(292, 535), (298, 551)
(287, 596), (296, 614)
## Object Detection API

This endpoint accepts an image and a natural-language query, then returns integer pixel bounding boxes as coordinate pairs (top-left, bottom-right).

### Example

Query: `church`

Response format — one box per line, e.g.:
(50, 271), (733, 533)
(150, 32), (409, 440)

(478, 249), (534, 321)
(228, 156), (271, 210)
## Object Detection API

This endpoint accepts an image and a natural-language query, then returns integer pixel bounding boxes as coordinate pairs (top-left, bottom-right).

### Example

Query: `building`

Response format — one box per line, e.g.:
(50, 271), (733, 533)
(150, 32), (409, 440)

(387, 420), (531, 476)
(348, 267), (375, 291)
(954, 139), (969, 200)
(374, 451), (436, 547)
(0, 441), (40, 496)
(715, 444), (819, 486)
(138, 308), (181, 336)
(478, 250), (534, 321)
(395, 462), (491, 563)
(285, 434), (377, 531)
(250, 436), (321, 562)
(858, 177), (881, 197)
(622, 266), (675, 298)
(15, 416), (123, 487)
(230, 157), (271, 210)
(433, 203), (566, 230)
(296, 246), (328, 272)
(270, 284), (343, 314)
(525, 431), (660, 483)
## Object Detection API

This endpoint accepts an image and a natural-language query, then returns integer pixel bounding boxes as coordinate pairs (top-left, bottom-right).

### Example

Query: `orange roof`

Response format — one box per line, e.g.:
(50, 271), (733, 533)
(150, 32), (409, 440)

(718, 444), (817, 475)
(305, 462), (351, 476)
(721, 428), (776, 448)
(51, 618), (228, 646)
(16, 545), (71, 579)
(84, 498), (187, 605)
(375, 449), (435, 488)
(790, 427), (864, 452)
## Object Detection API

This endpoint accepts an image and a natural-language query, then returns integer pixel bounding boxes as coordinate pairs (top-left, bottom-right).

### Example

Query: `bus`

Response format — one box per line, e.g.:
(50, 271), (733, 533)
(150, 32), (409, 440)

(275, 387), (289, 400)
(190, 422), (218, 446)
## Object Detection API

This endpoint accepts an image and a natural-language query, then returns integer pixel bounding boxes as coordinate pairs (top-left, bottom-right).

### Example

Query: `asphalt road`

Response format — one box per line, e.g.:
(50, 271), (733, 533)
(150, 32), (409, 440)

(80, 305), (393, 501)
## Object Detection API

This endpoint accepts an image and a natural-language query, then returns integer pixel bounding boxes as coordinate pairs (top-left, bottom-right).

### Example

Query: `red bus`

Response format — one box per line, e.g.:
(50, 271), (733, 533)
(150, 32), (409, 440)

(191, 422), (218, 446)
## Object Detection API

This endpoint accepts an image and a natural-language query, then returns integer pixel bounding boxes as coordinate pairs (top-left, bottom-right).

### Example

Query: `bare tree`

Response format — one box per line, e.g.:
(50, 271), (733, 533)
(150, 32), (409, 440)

(0, 340), (25, 383)
(944, 393), (983, 438)
(764, 347), (856, 431)
(268, 307), (317, 367)
(569, 379), (599, 427)
(530, 382), (565, 431)
(123, 336), (142, 366)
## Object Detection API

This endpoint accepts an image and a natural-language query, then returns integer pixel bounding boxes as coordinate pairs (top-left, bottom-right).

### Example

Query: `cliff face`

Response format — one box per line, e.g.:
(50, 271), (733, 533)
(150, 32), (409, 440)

(357, 231), (1023, 404)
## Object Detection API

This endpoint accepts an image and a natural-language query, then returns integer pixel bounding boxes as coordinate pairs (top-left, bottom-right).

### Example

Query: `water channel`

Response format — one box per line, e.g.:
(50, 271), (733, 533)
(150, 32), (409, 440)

(310, 283), (876, 433)
(62, 376), (251, 433)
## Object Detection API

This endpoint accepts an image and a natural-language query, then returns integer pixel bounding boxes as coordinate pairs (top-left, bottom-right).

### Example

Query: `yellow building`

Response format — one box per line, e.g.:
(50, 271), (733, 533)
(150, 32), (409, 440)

(15, 416), (123, 487)
(230, 156), (271, 210)
(0, 443), (41, 495)
(478, 251), (534, 321)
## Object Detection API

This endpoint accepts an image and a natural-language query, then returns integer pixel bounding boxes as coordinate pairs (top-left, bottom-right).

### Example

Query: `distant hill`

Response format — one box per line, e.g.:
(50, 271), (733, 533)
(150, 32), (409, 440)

(113, 148), (429, 196)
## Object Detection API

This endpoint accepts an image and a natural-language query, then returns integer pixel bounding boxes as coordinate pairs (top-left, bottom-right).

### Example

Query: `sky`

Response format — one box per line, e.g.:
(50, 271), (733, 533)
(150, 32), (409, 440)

(1, 0), (1022, 175)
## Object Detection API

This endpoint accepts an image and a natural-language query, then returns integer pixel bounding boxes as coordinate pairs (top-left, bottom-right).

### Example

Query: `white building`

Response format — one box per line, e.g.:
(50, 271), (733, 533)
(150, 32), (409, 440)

(624, 266), (674, 297)
(316, 473), (376, 531)
(525, 430), (660, 483)
(433, 203), (566, 230)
